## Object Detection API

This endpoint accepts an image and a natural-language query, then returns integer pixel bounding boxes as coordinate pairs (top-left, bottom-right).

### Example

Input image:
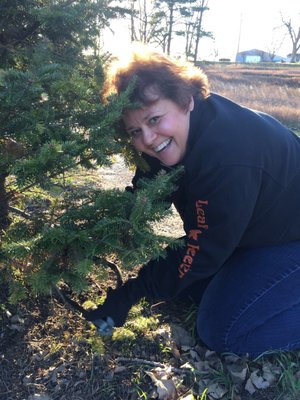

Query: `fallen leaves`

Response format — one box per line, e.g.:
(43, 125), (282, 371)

(146, 369), (178, 400)
(114, 326), (293, 400)
(244, 362), (279, 395)
(2, 292), (300, 400)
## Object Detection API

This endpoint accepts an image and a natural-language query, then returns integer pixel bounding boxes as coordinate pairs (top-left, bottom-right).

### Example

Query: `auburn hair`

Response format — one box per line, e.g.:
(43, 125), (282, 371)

(102, 45), (210, 111)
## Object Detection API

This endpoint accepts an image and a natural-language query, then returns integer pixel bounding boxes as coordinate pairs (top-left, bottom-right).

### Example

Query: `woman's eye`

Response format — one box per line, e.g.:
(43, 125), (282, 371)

(130, 129), (142, 138)
(149, 116), (159, 126)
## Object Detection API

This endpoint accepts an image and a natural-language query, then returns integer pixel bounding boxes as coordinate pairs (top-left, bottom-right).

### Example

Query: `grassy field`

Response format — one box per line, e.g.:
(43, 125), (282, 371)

(1, 63), (300, 400)
(202, 63), (300, 132)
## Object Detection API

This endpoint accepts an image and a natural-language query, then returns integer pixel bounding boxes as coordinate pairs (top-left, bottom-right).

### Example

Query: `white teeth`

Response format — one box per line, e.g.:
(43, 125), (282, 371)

(155, 138), (172, 153)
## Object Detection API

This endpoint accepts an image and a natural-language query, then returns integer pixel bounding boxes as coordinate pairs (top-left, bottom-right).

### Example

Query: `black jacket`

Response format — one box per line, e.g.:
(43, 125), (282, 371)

(128, 93), (300, 303)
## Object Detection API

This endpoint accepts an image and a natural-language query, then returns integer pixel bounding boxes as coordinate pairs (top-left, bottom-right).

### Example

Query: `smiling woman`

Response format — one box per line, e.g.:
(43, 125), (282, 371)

(102, 46), (209, 166)
(123, 97), (194, 166)
(86, 46), (300, 358)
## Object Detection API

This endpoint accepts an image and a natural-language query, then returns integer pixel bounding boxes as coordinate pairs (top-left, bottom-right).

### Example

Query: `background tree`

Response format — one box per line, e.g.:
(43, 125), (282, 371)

(280, 13), (300, 62)
(128, 0), (165, 45)
(154, 0), (193, 55)
(266, 26), (286, 62)
(171, 0), (213, 61)
(0, 0), (179, 302)
(178, 1), (197, 59)
(121, 0), (212, 59)
(189, 0), (212, 63)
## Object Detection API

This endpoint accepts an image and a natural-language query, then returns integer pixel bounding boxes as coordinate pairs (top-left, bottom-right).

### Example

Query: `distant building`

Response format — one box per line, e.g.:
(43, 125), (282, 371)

(235, 49), (287, 63)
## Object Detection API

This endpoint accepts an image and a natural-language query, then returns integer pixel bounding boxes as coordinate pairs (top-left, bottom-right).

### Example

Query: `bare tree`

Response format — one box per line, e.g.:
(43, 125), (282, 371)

(281, 13), (300, 62)
(266, 27), (286, 61)
(129, 0), (151, 43)
(124, 0), (212, 58)
(129, 0), (167, 51)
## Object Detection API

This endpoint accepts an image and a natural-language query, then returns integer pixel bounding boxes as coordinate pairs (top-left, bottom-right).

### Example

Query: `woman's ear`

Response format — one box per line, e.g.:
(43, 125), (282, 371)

(188, 96), (194, 112)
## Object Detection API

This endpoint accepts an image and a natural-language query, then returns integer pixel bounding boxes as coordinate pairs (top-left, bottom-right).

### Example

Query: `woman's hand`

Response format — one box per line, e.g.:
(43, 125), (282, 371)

(84, 286), (133, 334)
(91, 316), (115, 336)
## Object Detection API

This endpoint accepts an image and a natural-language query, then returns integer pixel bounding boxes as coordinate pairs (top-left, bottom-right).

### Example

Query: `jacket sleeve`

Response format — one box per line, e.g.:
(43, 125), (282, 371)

(128, 164), (263, 302)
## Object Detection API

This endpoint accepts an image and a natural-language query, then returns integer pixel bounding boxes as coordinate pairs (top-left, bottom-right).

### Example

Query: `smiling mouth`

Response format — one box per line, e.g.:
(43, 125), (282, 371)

(154, 138), (172, 153)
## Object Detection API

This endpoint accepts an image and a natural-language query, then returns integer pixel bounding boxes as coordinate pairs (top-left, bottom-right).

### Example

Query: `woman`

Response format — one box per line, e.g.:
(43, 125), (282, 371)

(86, 48), (300, 357)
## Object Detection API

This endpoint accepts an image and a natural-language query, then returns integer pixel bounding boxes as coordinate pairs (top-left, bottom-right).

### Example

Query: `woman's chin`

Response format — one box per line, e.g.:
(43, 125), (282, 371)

(158, 143), (185, 166)
(157, 152), (182, 166)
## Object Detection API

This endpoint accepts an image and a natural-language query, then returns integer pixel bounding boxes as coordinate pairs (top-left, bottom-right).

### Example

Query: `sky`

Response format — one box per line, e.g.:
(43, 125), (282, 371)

(103, 0), (299, 61)
(204, 0), (298, 60)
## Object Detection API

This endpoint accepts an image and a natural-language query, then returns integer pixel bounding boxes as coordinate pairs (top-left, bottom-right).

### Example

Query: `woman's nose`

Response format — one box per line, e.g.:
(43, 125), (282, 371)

(142, 127), (157, 146)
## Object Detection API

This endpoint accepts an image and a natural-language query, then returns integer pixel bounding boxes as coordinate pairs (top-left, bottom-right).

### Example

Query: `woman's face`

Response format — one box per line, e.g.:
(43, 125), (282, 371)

(123, 97), (194, 166)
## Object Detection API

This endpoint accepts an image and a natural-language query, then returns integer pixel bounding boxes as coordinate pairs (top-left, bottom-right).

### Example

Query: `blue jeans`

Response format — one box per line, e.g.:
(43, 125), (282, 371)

(194, 241), (300, 357)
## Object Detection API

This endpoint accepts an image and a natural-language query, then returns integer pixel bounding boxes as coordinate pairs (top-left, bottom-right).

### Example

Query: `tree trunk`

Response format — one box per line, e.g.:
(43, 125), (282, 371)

(185, 22), (193, 59)
(142, 0), (147, 43)
(130, 0), (136, 42)
(193, 2), (205, 64)
(166, 2), (174, 55)
(291, 41), (298, 62)
(282, 18), (300, 63)
(0, 172), (9, 231)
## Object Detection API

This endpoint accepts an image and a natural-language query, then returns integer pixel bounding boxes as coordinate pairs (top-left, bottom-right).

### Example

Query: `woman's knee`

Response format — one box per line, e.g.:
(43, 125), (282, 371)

(195, 243), (300, 355)
(196, 304), (228, 353)
(196, 296), (300, 357)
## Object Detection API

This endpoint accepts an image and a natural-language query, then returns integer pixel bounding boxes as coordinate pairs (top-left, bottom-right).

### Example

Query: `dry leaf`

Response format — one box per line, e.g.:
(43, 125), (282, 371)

(245, 378), (256, 395)
(146, 371), (177, 400)
(207, 382), (228, 399)
(249, 368), (273, 390)
(152, 367), (169, 380)
(190, 349), (201, 361)
(181, 345), (192, 351)
(157, 326), (172, 341)
(205, 350), (216, 359)
(204, 350), (220, 369)
(194, 360), (210, 372)
(262, 363), (276, 385)
(180, 395), (195, 400)
(157, 379), (177, 400)
(226, 363), (247, 385)
(180, 362), (194, 371)
(223, 355), (240, 364)
(170, 324), (195, 347)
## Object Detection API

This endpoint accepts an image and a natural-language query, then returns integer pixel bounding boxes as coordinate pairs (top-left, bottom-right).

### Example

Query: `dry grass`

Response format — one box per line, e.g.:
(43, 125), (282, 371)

(201, 64), (300, 131)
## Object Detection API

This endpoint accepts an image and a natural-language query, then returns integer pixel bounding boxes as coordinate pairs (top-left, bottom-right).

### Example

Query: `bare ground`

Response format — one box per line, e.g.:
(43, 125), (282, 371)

(1, 159), (299, 400)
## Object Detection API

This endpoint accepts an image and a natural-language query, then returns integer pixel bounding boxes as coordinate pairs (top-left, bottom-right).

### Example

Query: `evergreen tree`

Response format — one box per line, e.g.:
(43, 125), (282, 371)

(0, 0), (180, 302)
